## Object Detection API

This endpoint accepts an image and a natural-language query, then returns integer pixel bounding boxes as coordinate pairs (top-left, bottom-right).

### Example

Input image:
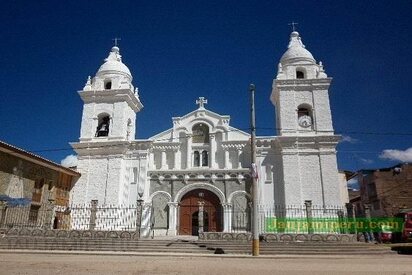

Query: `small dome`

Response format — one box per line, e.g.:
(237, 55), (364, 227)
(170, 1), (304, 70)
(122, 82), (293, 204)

(280, 31), (315, 64)
(97, 46), (132, 78)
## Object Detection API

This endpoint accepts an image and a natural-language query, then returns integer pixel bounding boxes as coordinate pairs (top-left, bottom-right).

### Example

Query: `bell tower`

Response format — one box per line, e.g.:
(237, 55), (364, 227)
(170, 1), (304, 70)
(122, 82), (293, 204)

(70, 45), (145, 206)
(269, 31), (342, 207)
(78, 46), (143, 142)
(270, 31), (334, 136)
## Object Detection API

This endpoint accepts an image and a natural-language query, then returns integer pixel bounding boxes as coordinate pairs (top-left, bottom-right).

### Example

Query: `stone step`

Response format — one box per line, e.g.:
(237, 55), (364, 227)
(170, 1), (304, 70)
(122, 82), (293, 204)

(0, 238), (394, 255)
(196, 241), (374, 246)
(0, 242), (383, 248)
(198, 242), (387, 247)
(0, 246), (211, 253)
(0, 243), (390, 253)
(0, 242), (199, 249)
(202, 246), (390, 252)
(0, 242), (209, 251)
(0, 244), (201, 250)
(0, 242), (382, 249)
(223, 248), (389, 252)
(0, 238), (384, 245)
(221, 246), (392, 252)
(0, 243), (387, 252)
(1, 237), (378, 245)
(224, 250), (393, 255)
(0, 248), (391, 255)
(199, 243), (384, 247)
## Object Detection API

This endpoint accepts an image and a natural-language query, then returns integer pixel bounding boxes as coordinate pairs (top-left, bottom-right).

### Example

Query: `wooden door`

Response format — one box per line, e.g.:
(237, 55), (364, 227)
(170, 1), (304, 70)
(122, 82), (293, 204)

(179, 189), (222, 235)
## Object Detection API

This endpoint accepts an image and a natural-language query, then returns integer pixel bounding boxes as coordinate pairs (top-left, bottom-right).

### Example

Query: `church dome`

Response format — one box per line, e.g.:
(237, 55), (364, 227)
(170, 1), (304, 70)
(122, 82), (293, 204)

(97, 46), (132, 79)
(280, 31), (315, 64)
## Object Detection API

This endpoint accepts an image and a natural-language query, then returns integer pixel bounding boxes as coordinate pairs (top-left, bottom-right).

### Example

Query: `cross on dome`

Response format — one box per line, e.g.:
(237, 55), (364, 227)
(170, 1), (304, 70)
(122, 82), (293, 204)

(196, 97), (208, 109)
(112, 37), (121, 47)
(288, 22), (298, 32)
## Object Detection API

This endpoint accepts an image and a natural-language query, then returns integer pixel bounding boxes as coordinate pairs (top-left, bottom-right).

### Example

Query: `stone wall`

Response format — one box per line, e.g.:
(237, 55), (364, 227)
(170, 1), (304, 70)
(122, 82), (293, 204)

(0, 152), (56, 203)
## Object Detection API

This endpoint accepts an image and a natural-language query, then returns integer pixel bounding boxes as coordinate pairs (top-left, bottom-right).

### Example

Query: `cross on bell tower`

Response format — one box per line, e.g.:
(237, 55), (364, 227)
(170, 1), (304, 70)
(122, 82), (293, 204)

(288, 22), (298, 32)
(196, 97), (208, 109)
(112, 37), (121, 47)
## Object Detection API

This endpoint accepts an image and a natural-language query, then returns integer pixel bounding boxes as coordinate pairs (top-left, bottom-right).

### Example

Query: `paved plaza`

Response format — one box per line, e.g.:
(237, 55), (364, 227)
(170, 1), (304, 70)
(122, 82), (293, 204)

(0, 252), (411, 275)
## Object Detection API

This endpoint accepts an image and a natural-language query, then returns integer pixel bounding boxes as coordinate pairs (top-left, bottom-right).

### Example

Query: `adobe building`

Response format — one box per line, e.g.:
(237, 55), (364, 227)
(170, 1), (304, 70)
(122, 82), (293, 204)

(357, 163), (412, 217)
(0, 140), (80, 229)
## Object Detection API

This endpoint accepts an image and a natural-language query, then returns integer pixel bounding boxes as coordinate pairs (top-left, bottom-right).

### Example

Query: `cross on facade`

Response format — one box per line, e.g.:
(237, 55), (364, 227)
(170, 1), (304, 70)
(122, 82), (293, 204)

(288, 22), (298, 32)
(196, 97), (208, 109)
(112, 37), (121, 47)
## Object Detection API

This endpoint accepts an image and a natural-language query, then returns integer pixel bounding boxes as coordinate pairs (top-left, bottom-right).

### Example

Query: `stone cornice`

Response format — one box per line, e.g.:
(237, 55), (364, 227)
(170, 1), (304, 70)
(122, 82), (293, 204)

(275, 135), (340, 152)
(151, 142), (181, 151)
(191, 144), (210, 150)
(125, 151), (148, 160)
(71, 141), (128, 156)
(148, 168), (250, 184)
(71, 140), (151, 156)
(78, 88), (143, 112)
(128, 140), (152, 151)
(256, 138), (274, 148)
(274, 78), (332, 91)
(221, 140), (247, 151)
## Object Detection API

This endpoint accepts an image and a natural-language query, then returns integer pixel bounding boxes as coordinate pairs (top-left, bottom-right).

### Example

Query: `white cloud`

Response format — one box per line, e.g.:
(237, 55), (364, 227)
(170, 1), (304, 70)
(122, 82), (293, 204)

(380, 147), (412, 162)
(341, 135), (358, 143)
(61, 154), (78, 168)
(359, 157), (374, 164)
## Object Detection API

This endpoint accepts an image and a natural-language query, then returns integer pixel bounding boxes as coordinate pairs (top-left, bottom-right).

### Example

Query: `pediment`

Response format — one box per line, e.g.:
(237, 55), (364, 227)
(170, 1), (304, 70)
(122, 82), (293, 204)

(150, 107), (249, 142)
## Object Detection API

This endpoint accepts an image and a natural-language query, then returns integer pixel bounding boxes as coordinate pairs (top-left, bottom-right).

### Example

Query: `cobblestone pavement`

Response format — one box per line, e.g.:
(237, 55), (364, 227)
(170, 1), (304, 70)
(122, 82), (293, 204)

(0, 252), (411, 275)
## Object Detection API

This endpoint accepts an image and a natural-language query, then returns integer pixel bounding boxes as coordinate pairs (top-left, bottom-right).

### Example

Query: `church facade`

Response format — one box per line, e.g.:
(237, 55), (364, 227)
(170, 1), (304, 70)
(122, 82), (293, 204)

(70, 31), (343, 235)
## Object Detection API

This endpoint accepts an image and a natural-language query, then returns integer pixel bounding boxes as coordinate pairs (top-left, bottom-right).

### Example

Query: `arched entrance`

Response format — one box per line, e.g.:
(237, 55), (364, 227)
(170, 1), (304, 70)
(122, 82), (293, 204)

(179, 189), (222, 235)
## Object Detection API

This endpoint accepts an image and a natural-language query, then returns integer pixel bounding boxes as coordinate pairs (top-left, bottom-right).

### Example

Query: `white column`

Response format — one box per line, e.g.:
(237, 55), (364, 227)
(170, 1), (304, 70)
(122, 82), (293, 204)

(139, 154), (149, 201)
(209, 134), (215, 168)
(186, 137), (192, 169)
(237, 148), (242, 169)
(222, 203), (232, 232)
(161, 151), (167, 170)
(168, 202), (178, 236)
(224, 150), (230, 168)
(149, 151), (154, 170)
(173, 150), (179, 170)
(141, 203), (151, 237)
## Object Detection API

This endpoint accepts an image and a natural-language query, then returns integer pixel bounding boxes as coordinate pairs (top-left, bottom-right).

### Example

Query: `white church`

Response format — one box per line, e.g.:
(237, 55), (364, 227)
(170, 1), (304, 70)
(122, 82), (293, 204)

(70, 31), (344, 235)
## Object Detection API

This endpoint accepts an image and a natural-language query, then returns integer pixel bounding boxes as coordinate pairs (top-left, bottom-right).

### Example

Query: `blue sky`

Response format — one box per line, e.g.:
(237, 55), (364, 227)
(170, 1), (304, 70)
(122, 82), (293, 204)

(1, 0), (411, 172)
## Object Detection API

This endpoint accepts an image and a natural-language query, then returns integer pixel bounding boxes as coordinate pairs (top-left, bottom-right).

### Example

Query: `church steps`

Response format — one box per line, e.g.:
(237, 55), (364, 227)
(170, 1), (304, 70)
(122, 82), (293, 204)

(0, 237), (394, 255)
(195, 244), (392, 253)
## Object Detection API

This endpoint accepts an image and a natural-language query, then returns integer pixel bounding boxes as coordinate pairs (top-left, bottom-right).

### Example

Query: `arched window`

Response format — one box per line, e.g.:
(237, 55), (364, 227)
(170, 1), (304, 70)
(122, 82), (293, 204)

(298, 107), (310, 118)
(194, 151), (200, 167)
(297, 106), (312, 128)
(104, 80), (112, 90)
(296, 70), (305, 79)
(202, 151), (208, 167)
(192, 123), (209, 143)
(96, 114), (110, 137)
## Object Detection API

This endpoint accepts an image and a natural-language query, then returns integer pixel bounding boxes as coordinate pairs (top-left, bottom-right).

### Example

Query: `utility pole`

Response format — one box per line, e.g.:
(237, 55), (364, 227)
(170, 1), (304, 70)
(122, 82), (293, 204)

(249, 83), (259, 256)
